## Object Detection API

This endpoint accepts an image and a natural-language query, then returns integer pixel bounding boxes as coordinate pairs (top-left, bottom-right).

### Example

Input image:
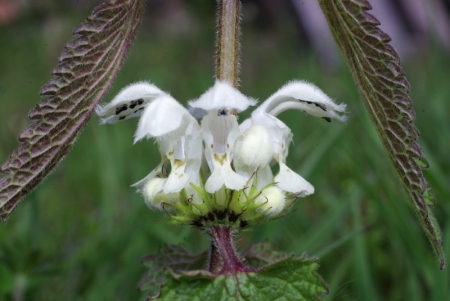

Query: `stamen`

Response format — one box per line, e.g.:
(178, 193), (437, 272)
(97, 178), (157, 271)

(217, 109), (228, 116)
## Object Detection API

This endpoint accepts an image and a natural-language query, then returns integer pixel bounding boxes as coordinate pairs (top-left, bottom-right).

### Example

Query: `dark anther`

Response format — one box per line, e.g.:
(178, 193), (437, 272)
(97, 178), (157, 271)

(129, 100), (137, 109)
(322, 117), (331, 122)
(115, 104), (128, 115)
(217, 109), (228, 116)
(129, 98), (144, 109)
(119, 116), (126, 120)
(298, 99), (327, 112)
(315, 103), (327, 111)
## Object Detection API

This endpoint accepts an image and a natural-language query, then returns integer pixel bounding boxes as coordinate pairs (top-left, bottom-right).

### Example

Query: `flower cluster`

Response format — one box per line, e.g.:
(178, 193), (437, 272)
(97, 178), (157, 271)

(96, 80), (346, 227)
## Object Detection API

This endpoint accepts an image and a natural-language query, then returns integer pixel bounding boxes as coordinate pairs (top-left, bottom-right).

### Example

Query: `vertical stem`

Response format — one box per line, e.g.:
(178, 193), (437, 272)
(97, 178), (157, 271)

(209, 226), (252, 275)
(208, 240), (221, 274)
(216, 0), (241, 88)
(210, 1), (243, 272)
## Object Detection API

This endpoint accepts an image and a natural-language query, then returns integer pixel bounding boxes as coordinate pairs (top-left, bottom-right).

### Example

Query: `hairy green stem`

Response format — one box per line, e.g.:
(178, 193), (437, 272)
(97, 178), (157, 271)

(208, 239), (221, 274)
(215, 0), (241, 88)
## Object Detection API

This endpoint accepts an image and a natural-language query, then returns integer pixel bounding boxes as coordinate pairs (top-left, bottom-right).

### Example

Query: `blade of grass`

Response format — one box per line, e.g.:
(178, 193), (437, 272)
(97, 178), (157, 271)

(349, 182), (378, 301)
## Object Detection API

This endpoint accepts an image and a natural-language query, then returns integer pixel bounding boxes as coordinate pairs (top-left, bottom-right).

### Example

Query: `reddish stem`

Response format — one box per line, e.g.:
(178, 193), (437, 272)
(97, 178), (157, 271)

(208, 226), (252, 275)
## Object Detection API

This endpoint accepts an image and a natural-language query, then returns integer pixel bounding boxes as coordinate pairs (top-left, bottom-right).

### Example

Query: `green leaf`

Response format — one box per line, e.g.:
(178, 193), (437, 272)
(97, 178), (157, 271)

(241, 239), (291, 268)
(319, 0), (445, 269)
(0, 0), (146, 222)
(157, 257), (327, 301)
(139, 244), (208, 299)
(140, 243), (327, 301)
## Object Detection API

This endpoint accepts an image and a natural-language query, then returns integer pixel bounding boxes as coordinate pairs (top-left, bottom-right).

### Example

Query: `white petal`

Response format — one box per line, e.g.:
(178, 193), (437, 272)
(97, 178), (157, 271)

(255, 80), (346, 122)
(254, 186), (285, 216)
(201, 111), (240, 153)
(134, 96), (195, 143)
(184, 121), (203, 162)
(233, 125), (274, 171)
(182, 122), (203, 183)
(275, 162), (314, 195)
(239, 118), (252, 133)
(159, 123), (203, 193)
(143, 177), (166, 198)
(237, 163), (274, 190)
(131, 162), (166, 189)
(256, 164), (274, 190)
(205, 153), (246, 193)
(143, 178), (180, 210)
(269, 100), (346, 122)
(96, 81), (167, 124)
(184, 183), (203, 204)
(201, 109), (246, 192)
(250, 112), (293, 162)
(163, 159), (191, 193)
(189, 81), (256, 112)
(187, 105), (208, 119)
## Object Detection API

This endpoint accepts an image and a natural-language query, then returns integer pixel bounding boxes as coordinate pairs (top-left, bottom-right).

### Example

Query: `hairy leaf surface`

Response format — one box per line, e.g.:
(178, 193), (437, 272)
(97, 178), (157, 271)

(139, 244), (209, 299)
(0, 0), (146, 222)
(156, 257), (327, 301)
(319, 0), (445, 268)
(140, 242), (327, 300)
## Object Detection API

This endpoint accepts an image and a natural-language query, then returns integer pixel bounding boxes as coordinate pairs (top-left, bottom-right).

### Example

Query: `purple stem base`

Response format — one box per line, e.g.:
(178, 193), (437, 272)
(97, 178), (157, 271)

(208, 226), (253, 275)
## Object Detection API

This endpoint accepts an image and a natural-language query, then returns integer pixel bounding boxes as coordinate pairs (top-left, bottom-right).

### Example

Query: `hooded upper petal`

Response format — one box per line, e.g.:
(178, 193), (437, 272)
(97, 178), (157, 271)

(189, 81), (257, 112)
(255, 80), (347, 122)
(96, 81), (167, 124)
(134, 95), (196, 143)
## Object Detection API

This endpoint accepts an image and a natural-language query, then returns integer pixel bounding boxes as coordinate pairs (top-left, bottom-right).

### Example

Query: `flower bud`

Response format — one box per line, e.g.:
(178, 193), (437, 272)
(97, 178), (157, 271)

(143, 178), (181, 209)
(254, 186), (285, 216)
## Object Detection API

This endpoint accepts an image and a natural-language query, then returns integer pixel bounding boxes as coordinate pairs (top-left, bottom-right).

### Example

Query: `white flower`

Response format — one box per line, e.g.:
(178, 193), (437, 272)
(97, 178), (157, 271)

(188, 81), (257, 193)
(96, 79), (346, 221)
(234, 80), (346, 196)
(96, 82), (202, 195)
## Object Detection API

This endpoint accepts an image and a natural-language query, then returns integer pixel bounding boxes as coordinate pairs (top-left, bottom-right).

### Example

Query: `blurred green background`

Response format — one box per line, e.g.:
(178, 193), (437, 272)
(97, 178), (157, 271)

(0, 1), (449, 300)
